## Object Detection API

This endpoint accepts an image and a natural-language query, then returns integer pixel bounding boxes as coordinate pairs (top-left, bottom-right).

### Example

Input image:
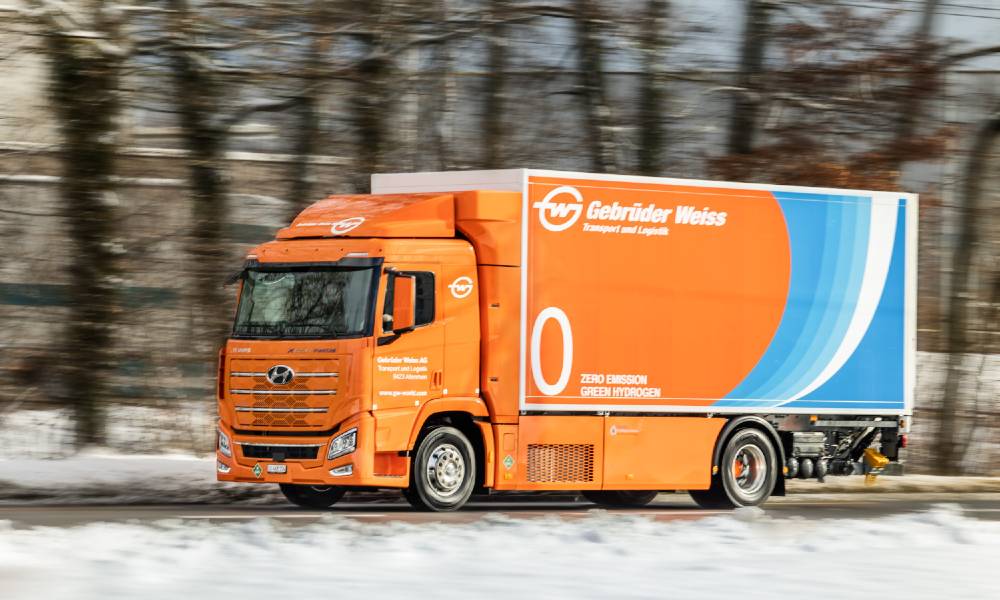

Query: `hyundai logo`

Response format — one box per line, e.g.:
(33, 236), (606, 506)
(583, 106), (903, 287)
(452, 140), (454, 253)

(266, 365), (295, 385)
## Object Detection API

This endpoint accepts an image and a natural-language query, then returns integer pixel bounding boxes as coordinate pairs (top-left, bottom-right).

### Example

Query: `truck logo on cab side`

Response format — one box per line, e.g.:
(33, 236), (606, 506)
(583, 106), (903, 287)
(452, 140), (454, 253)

(330, 216), (365, 235)
(533, 185), (583, 232)
(449, 276), (474, 299)
(266, 364), (295, 385)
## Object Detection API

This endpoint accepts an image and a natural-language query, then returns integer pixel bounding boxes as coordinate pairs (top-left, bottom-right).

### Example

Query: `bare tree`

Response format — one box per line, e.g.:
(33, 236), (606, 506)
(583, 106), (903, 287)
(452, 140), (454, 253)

(891, 0), (940, 152)
(26, 0), (127, 446)
(637, 0), (670, 175)
(412, 0), (455, 171)
(573, 0), (616, 172)
(481, 0), (508, 168)
(711, 4), (950, 188)
(348, 0), (392, 192)
(165, 0), (231, 350)
(287, 0), (334, 219)
(935, 102), (1000, 474)
(727, 0), (774, 156)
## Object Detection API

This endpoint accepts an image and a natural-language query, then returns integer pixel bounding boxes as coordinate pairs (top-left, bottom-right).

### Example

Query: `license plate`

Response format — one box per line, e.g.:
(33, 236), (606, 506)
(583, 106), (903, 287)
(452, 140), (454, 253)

(267, 464), (288, 474)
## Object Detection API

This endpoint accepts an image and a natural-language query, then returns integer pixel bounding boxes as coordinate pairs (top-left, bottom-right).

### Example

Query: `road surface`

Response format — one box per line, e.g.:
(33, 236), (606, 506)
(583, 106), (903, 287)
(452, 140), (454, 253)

(2, 493), (999, 528)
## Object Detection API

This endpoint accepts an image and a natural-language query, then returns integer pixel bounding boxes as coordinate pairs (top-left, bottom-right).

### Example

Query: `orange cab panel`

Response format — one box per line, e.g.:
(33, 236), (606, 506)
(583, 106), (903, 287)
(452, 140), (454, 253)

(492, 424), (519, 489)
(373, 406), (419, 452)
(602, 416), (725, 490)
(454, 190), (522, 266)
(477, 265), (520, 418)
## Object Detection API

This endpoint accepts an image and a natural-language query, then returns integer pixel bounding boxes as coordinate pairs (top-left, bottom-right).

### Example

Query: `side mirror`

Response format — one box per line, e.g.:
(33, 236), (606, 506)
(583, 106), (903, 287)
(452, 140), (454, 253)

(391, 274), (416, 332)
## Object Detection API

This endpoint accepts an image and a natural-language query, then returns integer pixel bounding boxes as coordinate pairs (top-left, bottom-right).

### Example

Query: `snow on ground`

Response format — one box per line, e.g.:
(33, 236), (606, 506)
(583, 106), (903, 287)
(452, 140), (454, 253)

(0, 452), (279, 504)
(0, 403), (216, 458)
(1, 505), (998, 599)
(786, 474), (1000, 494)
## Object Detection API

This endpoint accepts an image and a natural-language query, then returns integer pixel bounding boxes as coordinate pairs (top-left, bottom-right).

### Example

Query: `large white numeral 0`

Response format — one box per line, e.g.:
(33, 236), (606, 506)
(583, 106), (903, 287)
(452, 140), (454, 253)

(530, 307), (573, 396)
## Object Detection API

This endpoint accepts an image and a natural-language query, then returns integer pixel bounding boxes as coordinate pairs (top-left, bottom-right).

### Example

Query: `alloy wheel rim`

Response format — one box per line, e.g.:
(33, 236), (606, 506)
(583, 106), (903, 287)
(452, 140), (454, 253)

(426, 443), (465, 497)
(732, 444), (767, 496)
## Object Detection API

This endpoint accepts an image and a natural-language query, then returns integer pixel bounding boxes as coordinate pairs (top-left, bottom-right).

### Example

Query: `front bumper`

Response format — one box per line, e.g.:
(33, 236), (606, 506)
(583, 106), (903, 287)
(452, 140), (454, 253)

(216, 411), (409, 488)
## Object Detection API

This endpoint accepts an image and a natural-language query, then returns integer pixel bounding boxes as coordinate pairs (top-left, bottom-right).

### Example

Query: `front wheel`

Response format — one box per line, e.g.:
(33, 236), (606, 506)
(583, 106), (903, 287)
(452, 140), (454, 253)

(689, 428), (777, 509)
(405, 426), (476, 512)
(279, 483), (346, 509)
(582, 490), (658, 508)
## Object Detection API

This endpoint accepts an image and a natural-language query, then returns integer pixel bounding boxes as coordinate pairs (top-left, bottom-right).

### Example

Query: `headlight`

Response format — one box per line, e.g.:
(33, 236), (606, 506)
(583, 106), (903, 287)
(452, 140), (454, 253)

(218, 429), (232, 458)
(327, 428), (357, 460)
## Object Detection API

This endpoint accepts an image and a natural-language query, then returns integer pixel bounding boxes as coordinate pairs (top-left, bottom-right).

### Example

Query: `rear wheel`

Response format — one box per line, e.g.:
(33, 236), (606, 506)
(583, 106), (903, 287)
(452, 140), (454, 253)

(582, 490), (658, 508)
(689, 428), (777, 509)
(279, 483), (346, 509)
(405, 426), (476, 512)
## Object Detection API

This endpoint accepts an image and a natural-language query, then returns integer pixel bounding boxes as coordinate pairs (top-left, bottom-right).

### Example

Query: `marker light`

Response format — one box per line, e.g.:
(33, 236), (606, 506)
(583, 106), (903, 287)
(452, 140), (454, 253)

(330, 464), (353, 477)
(327, 428), (358, 460)
(218, 429), (232, 458)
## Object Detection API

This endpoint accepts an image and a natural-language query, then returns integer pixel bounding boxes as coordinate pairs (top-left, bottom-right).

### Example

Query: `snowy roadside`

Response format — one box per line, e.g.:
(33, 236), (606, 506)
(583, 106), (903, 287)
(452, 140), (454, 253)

(1, 453), (999, 505)
(0, 453), (281, 505)
(786, 474), (1000, 494)
(1, 504), (998, 599)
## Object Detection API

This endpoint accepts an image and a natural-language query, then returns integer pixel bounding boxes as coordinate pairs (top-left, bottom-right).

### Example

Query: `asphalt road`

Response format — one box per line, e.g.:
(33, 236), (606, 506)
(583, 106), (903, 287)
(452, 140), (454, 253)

(2, 493), (999, 528)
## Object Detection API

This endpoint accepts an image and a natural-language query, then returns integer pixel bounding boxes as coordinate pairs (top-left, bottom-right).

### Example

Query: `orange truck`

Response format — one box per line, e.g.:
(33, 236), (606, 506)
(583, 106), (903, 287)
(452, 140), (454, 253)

(216, 169), (916, 511)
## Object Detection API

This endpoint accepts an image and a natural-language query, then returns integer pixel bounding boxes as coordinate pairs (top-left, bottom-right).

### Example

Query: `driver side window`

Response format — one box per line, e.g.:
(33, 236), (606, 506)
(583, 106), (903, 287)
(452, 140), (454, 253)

(383, 271), (435, 332)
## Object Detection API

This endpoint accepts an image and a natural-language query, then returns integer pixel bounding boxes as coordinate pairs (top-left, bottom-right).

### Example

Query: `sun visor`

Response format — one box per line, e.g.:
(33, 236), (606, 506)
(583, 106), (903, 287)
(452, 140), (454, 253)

(277, 193), (455, 239)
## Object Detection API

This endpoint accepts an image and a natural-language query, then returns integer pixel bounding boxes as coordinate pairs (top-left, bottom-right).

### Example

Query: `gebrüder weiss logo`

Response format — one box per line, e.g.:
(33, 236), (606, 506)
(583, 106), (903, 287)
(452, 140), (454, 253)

(449, 276), (474, 299)
(330, 216), (365, 235)
(533, 185), (583, 232)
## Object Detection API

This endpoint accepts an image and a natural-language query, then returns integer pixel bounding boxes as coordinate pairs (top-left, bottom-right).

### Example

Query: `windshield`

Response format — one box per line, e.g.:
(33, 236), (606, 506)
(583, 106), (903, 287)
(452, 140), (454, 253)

(233, 267), (377, 339)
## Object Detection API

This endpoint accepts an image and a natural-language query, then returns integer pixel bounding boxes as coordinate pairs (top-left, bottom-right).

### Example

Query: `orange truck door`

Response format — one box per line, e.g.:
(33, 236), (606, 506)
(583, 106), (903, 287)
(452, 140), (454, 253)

(372, 265), (445, 449)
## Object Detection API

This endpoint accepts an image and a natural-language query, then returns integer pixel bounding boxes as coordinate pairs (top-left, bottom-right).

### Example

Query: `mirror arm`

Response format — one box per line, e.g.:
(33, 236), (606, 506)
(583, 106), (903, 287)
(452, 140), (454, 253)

(377, 333), (401, 346)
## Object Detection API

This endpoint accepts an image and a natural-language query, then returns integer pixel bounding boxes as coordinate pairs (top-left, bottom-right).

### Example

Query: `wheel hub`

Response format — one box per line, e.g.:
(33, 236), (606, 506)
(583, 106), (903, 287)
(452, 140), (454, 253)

(732, 444), (767, 496)
(427, 443), (465, 497)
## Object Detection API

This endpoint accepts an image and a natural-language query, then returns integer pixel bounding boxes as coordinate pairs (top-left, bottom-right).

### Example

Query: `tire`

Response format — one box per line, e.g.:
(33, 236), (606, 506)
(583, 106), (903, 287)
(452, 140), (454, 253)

(279, 483), (346, 509)
(582, 490), (658, 508)
(405, 426), (476, 512)
(689, 428), (778, 509)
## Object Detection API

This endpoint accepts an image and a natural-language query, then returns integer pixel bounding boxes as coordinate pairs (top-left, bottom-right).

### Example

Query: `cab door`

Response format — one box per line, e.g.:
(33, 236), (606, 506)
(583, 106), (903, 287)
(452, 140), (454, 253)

(372, 264), (445, 412)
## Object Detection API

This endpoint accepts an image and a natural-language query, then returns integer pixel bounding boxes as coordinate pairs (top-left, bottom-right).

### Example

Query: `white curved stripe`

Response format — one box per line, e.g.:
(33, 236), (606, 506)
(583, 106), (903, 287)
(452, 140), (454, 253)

(780, 194), (899, 404)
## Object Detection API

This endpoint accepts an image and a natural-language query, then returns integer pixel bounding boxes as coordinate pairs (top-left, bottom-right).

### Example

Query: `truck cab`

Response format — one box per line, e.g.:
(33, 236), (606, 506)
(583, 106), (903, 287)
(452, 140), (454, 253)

(216, 191), (516, 510)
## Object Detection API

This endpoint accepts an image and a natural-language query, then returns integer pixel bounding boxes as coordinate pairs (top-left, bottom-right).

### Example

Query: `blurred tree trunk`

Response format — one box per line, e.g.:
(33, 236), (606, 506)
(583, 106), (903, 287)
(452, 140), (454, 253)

(288, 85), (321, 217)
(481, 0), (508, 168)
(415, 0), (453, 171)
(727, 0), (773, 156)
(350, 0), (391, 192)
(43, 7), (124, 447)
(935, 104), (999, 474)
(637, 0), (669, 175)
(573, 0), (616, 172)
(287, 0), (332, 219)
(892, 0), (940, 152)
(167, 0), (230, 351)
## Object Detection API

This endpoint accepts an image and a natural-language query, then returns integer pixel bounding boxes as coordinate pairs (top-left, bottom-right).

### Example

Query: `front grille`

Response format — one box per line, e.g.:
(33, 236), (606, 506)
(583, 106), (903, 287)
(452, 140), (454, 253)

(526, 444), (595, 483)
(238, 444), (321, 460)
(234, 402), (328, 428)
(227, 357), (342, 430)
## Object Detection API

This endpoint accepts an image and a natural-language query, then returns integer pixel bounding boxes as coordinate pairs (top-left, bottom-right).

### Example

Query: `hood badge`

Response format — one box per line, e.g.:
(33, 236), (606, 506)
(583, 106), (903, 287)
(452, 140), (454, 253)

(266, 364), (295, 385)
